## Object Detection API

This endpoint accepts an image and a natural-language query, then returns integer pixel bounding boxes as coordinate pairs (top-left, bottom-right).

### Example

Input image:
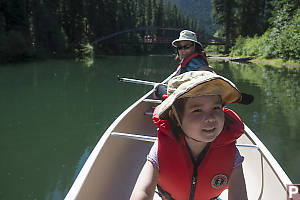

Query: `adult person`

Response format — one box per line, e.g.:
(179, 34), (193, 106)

(155, 30), (254, 105)
(130, 71), (248, 200)
(172, 30), (213, 74)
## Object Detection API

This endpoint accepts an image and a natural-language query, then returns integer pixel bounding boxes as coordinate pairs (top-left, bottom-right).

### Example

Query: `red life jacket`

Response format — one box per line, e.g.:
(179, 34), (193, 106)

(153, 107), (244, 200)
(176, 52), (209, 73)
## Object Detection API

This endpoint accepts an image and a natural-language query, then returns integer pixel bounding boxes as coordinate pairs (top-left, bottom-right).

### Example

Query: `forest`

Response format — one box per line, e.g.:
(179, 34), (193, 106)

(0, 0), (203, 63)
(209, 0), (300, 61)
(0, 0), (299, 63)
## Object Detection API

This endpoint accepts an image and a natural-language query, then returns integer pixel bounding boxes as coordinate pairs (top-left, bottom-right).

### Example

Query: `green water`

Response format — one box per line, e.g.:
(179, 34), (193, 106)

(0, 56), (299, 199)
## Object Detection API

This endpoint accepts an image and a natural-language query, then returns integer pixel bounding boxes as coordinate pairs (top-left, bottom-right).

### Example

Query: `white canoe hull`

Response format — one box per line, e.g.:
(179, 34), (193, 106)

(65, 74), (292, 200)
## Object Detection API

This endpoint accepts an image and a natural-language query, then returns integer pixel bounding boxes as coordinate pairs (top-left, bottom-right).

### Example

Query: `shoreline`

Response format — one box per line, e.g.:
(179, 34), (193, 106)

(208, 55), (300, 67)
(249, 60), (300, 67)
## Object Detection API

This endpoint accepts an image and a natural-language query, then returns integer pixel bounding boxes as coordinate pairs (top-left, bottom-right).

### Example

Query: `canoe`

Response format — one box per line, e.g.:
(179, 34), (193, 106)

(65, 73), (292, 200)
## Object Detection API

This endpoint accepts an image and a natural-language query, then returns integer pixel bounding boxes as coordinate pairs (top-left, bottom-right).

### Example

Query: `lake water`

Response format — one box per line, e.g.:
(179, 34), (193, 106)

(0, 56), (299, 199)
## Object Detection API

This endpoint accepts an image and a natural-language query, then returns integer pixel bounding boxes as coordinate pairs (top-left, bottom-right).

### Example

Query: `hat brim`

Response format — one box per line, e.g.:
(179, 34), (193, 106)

(172, 39), (203, 48)
(157, 78), (241, 119)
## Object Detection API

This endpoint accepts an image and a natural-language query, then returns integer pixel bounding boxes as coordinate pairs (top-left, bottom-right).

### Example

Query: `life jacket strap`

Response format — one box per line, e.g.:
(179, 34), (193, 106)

(157, 185), (175, 200)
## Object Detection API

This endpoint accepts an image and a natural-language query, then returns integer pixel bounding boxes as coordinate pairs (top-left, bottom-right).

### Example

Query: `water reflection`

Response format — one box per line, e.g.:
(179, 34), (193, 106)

(45, 147), (91, 200)
(0, 57), (299, 200)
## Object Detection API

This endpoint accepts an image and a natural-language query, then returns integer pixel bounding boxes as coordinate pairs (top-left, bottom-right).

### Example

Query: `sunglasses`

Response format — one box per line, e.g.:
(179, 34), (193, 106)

(176, 44), (194, 50)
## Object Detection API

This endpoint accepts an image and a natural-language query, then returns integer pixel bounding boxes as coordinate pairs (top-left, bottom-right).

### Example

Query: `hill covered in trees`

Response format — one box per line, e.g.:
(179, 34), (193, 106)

(0, 0), (205, 63)
(165, 0), (217, 34)
(1, 0), (299, 63)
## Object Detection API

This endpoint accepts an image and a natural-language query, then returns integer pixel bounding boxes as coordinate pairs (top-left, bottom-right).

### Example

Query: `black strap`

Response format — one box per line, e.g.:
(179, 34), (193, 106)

(185, 141), (210, 166)
(156, 185), (175, 200)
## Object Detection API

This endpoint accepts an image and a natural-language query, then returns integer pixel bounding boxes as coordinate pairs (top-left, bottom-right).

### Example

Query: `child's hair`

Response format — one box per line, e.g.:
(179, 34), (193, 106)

(167, 98), (234, 141)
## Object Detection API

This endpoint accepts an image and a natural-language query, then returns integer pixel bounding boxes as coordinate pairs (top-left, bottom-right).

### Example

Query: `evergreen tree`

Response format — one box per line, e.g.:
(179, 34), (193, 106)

(235, 0), (271, 36)
(0, 0), (33, 61)
(211, 0), (236, 53)
(32, 1), (66, 54)
(0, 0), (207, 62)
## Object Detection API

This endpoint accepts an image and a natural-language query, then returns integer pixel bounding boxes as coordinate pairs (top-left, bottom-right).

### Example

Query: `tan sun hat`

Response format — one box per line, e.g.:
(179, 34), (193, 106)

(157, 71), (241, 119)
(172, 30), (203, 49)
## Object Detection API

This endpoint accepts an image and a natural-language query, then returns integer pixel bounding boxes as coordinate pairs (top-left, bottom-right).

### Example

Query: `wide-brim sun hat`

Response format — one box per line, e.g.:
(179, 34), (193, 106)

(157, 71), (241, 119)
(172, 30), (203, 49)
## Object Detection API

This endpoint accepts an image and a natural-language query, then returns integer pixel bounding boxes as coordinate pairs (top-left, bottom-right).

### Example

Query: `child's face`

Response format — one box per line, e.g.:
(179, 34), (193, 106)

(181, 95), (225, 143)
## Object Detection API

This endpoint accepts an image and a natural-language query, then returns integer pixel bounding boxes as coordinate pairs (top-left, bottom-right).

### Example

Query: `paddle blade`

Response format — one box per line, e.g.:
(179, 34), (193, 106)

(240, 93), (254, 105)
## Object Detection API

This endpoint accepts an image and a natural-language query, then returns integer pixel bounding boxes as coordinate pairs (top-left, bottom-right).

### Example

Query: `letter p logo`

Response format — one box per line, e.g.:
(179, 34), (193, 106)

(287, 184), (300, 200)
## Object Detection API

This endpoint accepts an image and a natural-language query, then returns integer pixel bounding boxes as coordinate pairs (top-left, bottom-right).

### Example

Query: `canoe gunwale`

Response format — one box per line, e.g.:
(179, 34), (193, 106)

(243, 124), (292, 191)
(65, 72), (176, 200)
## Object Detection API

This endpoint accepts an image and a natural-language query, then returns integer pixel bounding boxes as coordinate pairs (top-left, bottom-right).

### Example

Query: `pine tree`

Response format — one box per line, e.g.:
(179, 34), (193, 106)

(211, 0), (236, 53)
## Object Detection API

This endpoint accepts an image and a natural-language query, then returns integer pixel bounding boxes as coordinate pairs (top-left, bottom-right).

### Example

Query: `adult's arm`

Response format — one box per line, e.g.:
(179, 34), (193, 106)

(228, 164), (248, 200)
(130, 161), (159, 200)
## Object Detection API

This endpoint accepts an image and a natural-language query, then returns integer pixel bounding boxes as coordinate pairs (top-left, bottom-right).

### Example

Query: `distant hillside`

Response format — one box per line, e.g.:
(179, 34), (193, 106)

(165, 0), (217, 34)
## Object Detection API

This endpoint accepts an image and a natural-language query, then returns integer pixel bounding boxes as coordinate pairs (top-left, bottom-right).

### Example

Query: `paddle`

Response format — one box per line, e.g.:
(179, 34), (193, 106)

(117, 76), (254, 105)
(117, 75), (167, 99)
(240, 92), (254, 105)
(117, 75), (164, 86)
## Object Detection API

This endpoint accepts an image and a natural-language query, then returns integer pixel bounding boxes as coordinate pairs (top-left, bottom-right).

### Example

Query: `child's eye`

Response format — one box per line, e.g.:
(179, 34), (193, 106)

(192, 108), (202, 113)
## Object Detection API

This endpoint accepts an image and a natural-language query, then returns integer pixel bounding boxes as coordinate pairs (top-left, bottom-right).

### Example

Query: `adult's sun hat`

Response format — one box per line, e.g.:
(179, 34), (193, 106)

(172, 30), (203, 49)
(157, 71), (241, 119)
